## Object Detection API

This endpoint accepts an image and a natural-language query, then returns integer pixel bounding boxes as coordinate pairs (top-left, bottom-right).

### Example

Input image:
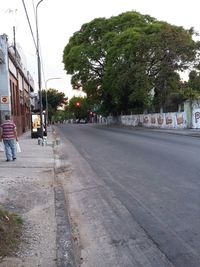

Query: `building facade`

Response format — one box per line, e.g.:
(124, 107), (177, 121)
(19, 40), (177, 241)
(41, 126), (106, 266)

(0, 34), (35, 135)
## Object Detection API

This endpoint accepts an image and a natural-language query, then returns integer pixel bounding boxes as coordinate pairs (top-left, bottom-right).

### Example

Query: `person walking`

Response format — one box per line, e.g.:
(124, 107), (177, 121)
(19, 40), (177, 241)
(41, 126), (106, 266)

(0, 114), (18, 161)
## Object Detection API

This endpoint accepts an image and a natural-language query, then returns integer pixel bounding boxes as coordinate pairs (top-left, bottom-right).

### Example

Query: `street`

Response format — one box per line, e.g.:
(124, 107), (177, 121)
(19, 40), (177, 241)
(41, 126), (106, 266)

(56, 124), (200, 267)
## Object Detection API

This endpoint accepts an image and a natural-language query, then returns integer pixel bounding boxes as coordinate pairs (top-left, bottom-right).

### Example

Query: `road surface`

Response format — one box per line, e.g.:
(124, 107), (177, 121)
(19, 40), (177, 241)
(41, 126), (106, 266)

(56, 124), (200, 267)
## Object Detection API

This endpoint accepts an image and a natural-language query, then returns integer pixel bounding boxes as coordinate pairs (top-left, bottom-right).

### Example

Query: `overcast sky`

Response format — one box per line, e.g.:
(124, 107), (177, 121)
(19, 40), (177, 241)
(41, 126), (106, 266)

(1, 0), (200, 98)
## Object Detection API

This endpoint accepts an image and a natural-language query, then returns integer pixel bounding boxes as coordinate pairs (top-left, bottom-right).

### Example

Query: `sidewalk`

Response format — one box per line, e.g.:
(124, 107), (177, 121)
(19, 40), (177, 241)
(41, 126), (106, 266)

(0, 128), (55, 167)
(0, 127), (73, 267)
(107, 123), (200, 137)
(149, 127), (200, 137)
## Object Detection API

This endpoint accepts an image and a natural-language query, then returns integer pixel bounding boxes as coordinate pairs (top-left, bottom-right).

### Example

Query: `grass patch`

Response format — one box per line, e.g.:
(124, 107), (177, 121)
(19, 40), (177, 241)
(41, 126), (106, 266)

(0, 207), (23, 258)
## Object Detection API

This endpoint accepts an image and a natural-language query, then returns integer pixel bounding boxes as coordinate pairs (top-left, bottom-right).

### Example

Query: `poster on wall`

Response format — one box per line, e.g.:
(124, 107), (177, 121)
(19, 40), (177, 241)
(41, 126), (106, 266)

(32, 114), (41, 132)
(166, 114), (173, 125)
(192, 109), (200, 128)
(31, 113), (47, 138)
(176, 114), (184, 125)
(157, 114), (164, 125)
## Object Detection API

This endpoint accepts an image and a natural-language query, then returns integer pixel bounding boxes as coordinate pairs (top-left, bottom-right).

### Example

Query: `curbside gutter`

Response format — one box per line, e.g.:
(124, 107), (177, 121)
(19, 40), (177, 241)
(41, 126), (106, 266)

(54, 185), (76, 267)
(52, 130), (76, 267)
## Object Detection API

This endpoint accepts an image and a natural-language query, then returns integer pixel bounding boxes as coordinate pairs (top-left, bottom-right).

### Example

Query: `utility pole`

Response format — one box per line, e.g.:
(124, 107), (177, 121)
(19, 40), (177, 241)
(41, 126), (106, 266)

(36, 0), (44, 138)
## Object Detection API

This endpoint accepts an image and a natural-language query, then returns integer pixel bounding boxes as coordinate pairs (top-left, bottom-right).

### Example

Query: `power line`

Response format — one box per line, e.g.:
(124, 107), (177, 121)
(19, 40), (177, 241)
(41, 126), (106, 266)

(21, 0), (37, 50)
(31, 0), (36, 20)
(22, 0), (46, 88)
(31, 0), (46, 88)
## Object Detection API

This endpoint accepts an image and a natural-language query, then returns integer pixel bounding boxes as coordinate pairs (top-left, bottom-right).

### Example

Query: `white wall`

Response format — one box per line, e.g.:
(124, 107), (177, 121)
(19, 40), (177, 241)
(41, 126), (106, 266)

(106, 100), (200, 129)
(120, 112), (187, 129)
(192, 100), (200, 128)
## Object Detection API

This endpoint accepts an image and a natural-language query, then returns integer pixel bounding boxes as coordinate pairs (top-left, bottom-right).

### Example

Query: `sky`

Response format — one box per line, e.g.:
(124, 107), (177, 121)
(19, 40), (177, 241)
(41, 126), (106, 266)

(0, 0), (200, 99)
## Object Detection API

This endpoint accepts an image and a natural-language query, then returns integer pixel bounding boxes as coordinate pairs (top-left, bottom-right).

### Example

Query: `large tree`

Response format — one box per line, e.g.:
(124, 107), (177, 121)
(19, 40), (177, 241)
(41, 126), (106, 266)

(63, 11), (200, 115)
(187, 70), (200, 92)
(41, 88), (66, 122)
(68, 96), (90, 120)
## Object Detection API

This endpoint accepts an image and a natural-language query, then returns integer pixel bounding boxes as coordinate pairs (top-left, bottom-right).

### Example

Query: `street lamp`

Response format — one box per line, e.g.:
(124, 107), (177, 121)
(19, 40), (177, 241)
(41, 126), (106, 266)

(45, 77), (61, 125)
(36, 0), (44, 138)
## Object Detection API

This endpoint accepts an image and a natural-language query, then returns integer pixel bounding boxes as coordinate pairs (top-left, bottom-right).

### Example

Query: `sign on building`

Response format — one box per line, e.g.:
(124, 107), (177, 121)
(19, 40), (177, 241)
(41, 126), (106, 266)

(0, 96), (9, 104)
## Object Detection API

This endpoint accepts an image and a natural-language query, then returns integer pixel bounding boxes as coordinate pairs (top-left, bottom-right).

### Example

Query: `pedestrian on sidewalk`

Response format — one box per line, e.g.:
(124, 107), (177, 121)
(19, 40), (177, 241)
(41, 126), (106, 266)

(0, 114), (18, 161)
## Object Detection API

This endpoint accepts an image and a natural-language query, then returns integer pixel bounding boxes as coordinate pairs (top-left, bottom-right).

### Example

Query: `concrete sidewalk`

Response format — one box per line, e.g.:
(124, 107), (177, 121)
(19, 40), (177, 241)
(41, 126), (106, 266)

(106, 123), (200, 137)
(0, 128), (54, 166)
(0, 127), (75, 267)
(0, 128), (56, 267)
(148, 127), (200, 137)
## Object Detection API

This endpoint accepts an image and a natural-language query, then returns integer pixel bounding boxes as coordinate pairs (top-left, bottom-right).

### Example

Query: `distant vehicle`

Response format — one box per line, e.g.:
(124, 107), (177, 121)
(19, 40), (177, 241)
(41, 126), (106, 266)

(80, 119), (87, 124)
(75, 118), (88, 124)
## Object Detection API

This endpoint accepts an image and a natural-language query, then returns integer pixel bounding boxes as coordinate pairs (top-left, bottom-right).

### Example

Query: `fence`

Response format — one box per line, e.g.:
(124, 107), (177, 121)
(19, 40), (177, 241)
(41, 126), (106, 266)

(106, 100), (200, 129)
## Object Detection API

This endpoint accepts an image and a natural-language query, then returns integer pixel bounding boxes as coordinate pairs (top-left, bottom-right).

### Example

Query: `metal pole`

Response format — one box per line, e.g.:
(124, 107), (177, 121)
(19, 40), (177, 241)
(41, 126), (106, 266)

(36, 0), (44, 138)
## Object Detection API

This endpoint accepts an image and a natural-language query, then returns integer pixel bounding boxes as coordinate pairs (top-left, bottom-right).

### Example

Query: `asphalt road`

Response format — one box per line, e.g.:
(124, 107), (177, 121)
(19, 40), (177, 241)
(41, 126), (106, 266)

(57, 123), (200, 267)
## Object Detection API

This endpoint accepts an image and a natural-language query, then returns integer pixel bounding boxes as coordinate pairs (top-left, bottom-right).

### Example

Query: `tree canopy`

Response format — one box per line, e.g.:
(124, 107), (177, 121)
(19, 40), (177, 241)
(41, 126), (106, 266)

(41, 88), (66, 122)
(68, 96), (90, 119)
(63, 11), (200, 115)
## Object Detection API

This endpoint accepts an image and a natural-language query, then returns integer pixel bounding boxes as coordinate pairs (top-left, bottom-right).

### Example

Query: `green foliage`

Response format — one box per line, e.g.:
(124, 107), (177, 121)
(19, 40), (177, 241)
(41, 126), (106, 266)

(177, 70), (200, 102)
(41, 88), (67, 122)
(180, 87), (199, 100)
(52, 110), (65, 123)
(68, 96), (90, 119)
(188, 70), (200, 92)
(63, 11), (200, 115)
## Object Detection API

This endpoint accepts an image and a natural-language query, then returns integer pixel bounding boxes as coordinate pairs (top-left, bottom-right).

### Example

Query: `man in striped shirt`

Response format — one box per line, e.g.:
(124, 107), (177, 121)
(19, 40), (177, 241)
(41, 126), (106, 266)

(0, 114), (18, 161)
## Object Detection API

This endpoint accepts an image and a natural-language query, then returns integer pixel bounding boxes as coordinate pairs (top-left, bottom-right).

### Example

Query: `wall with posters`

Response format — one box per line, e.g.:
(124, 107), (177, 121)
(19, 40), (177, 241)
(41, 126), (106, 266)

(106, 100), (200, 129)
(119, 112), (187, 129)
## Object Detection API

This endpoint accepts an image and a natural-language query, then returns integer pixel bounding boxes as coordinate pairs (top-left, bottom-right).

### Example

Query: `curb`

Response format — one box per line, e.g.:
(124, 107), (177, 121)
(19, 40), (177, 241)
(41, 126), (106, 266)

(54, 186), (76, 267)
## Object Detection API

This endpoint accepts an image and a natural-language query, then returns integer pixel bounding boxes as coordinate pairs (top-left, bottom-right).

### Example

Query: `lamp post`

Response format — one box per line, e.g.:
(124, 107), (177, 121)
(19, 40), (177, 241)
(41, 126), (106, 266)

(45, 78), (61, 125)
(36, 0), (44, 138)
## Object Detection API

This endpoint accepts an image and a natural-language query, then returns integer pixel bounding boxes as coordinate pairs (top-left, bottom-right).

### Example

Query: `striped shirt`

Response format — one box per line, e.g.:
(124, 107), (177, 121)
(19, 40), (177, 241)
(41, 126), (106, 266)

(0, 120), (16, 140)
